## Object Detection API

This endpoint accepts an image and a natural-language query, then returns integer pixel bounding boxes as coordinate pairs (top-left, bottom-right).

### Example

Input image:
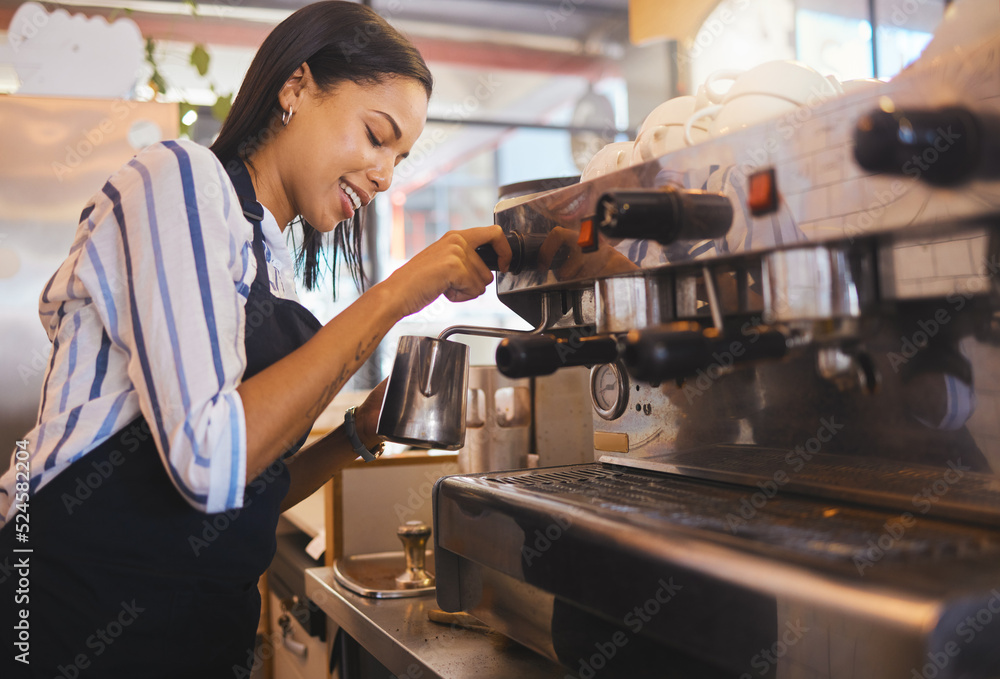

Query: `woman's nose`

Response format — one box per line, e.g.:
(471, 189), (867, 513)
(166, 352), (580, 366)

(369, 156), (393, 193)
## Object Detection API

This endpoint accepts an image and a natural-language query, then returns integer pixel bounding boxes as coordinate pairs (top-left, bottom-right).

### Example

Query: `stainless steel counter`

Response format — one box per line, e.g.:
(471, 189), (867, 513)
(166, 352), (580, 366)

(305, 567), (567, 679)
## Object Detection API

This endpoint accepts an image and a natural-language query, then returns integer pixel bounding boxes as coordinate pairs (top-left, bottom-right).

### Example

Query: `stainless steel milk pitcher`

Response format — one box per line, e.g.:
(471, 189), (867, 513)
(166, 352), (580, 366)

(377, 335), (471, 450)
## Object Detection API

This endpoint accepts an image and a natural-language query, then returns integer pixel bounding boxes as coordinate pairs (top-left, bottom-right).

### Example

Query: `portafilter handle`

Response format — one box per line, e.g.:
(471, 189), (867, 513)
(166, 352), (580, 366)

(622, 325), (788, 382)
(495, 334), (620, 378)
(395, 521), (435, 590)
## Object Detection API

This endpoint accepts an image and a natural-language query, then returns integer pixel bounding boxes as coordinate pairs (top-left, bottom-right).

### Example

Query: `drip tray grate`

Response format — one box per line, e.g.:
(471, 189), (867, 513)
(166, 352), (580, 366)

(486, 466), (1000, 564)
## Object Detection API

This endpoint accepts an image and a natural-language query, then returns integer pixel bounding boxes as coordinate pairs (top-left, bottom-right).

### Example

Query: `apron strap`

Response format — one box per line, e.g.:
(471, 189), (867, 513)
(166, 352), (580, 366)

(221, 156), (269, 288)
(222, 156), (265, 221)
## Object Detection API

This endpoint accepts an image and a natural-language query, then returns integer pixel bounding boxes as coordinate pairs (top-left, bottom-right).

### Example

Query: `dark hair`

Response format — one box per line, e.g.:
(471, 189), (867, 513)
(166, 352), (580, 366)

(211, 1), (433, 297)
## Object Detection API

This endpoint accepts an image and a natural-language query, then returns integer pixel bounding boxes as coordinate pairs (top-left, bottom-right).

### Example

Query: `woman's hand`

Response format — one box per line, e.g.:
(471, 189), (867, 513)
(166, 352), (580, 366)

(380, 225), (512, 318)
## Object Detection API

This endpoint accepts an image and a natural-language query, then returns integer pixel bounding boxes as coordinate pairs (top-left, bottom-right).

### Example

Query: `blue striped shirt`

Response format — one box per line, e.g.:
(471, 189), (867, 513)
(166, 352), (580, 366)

(0, 140), (300, 527)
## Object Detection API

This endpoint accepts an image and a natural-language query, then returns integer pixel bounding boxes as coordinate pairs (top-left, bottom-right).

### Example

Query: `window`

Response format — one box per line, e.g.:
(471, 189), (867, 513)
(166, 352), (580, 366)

(689, 0), (945, 84)
(874, 0), (943, 77)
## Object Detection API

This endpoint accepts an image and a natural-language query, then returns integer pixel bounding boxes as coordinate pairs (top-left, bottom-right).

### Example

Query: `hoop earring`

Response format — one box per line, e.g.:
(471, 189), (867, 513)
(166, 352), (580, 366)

(281, 106), (294, 127)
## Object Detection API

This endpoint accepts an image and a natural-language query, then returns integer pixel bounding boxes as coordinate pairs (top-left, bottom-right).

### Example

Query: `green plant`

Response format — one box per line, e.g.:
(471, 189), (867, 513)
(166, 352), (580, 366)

(139, 1), (234, 137)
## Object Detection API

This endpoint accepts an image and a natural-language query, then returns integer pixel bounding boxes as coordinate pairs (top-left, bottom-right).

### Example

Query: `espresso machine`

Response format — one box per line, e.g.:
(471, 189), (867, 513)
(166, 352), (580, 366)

(432, 30), (1000, 679)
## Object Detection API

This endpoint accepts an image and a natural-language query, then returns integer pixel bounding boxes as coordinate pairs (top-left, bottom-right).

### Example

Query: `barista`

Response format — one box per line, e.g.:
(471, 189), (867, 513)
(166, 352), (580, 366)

(0, 2), (510, 676)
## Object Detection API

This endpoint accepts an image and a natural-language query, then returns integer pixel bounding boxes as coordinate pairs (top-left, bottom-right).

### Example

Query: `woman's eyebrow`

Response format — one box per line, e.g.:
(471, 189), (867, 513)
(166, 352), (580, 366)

(374, 110), (402, 140)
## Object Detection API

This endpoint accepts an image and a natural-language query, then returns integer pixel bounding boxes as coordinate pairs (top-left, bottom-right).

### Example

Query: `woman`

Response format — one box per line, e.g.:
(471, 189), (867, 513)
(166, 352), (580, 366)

(0, 2), (510, 676)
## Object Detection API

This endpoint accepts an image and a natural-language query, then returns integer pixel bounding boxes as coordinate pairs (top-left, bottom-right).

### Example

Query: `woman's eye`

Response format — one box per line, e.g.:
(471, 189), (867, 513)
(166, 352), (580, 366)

(366, 126), (382, 148)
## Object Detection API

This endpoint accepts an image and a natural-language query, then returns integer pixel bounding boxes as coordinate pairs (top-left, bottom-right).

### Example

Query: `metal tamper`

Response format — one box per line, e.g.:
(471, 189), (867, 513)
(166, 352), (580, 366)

(395, 521), (435, 589)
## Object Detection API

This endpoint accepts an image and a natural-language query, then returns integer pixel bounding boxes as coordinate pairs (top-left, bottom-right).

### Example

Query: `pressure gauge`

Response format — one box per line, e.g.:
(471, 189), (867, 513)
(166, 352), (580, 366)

(590, 362), (629, 420)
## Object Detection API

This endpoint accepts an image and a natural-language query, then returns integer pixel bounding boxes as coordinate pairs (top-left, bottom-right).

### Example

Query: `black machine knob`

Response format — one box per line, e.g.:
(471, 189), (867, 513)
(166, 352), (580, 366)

(622, 325), (787, 382)
(496, 334), (620, 378)
(596, 188), (734, 244)
(475, 232), (548, 274)
(853, 105), (1000, 186)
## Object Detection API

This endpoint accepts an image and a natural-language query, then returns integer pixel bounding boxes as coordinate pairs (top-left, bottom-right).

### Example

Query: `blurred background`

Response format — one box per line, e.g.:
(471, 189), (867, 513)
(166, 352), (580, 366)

(0, 0), (946, 443)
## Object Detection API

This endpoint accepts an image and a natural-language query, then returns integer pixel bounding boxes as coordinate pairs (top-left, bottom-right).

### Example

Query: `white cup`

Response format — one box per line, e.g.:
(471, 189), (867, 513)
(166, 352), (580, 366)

(581, 141), (635, 181)
(709, 94), (804, 137)
(637, 95), (698, 136)
(687, 60), (839, 141)
(705, 60), (838, 108)
(839, 78), (883, 95)
(634, 121), (712, 160)
(684, 95), (800, 141)
(633, 95), (712, 160)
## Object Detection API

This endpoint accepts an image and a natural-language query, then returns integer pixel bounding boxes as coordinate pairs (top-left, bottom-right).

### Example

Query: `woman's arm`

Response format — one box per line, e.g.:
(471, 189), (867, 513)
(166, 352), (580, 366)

(278, 426), (359, 512)
(266, 361), (387, 513)
(278, 380), (384, 511)
(238, 227), (510, 485)
(238, 283), (396, 484)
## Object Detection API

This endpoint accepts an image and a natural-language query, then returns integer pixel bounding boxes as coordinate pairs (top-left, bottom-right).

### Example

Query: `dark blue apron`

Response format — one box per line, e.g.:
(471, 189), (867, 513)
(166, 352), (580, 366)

(0, 158), (322, 678)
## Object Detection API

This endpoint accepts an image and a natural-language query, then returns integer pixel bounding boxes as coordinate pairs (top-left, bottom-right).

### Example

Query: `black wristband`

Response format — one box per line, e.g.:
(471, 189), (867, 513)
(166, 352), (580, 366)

(344, 406), (383, 462)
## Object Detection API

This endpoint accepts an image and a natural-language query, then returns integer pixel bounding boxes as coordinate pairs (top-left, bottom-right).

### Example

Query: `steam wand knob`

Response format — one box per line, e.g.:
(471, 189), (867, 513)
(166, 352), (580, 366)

(596, 188), (734, 244)
(853, 105), (1000, 185)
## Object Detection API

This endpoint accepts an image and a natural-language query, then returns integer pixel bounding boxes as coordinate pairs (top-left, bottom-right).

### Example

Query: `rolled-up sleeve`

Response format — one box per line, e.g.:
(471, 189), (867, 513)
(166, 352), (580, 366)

(77, 140), (251, 513)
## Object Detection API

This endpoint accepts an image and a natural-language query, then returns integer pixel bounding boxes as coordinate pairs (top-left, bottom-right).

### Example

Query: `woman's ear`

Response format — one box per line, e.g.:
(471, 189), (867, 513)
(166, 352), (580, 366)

(278, 61), (314, 113)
